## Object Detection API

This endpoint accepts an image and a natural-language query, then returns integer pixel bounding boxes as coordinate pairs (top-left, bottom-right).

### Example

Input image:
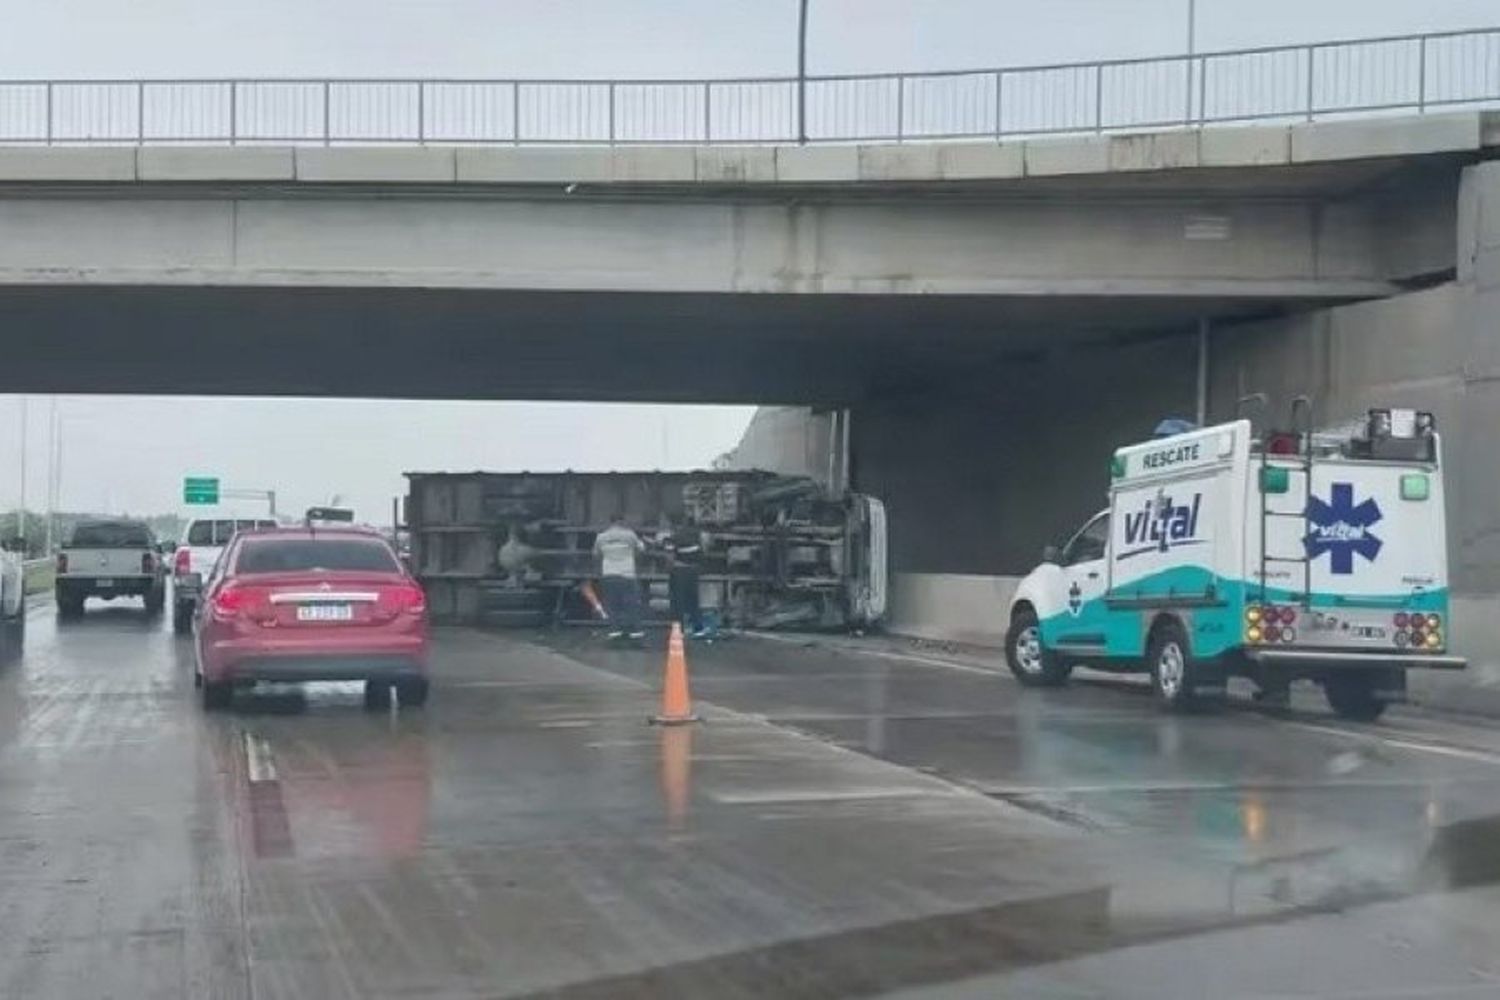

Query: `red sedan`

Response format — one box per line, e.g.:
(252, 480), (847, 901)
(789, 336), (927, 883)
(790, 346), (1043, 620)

(194, 528), (429, 711)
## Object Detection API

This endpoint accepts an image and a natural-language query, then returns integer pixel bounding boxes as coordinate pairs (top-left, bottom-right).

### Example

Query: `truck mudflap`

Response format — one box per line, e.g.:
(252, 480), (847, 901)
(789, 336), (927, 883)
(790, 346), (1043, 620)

(1244, 648), (1467, 671)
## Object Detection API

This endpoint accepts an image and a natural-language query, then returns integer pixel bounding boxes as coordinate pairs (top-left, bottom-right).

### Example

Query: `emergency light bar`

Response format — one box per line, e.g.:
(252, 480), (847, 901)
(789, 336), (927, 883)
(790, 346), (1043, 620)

(1367, 408), (1435, 441)
(1357, 409), (1437, 463)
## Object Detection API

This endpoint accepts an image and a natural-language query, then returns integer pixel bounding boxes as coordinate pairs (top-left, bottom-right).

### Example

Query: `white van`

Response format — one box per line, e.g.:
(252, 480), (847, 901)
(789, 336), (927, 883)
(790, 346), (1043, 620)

(1006, 406), (1465, 720)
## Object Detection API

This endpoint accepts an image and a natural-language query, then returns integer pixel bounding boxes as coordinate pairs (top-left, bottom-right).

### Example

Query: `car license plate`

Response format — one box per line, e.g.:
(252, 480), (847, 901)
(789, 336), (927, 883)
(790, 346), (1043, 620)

(96, 578), (114, 588)
(297, 604), (353, 622)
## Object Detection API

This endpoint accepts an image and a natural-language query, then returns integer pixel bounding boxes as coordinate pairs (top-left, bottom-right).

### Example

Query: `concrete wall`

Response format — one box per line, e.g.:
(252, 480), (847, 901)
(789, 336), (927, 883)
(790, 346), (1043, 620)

(887, 573), (1019, 646)
(853, 335), (1197, 577)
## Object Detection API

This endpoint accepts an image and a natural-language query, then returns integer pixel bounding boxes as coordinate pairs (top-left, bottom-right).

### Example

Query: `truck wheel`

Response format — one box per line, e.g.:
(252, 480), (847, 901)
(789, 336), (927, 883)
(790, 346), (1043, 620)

(1005, 608), (1070, 687)
(1149, 620), (1197, 711)
(56, 591), (83, 620)
(1325, 674), (1388, 722)
(173, 601), (194, 635)
(363, 680), (393, 711)
(201, 680), (233, 711)
(144, 588), (165, 617)
(395, 677), (430, 708)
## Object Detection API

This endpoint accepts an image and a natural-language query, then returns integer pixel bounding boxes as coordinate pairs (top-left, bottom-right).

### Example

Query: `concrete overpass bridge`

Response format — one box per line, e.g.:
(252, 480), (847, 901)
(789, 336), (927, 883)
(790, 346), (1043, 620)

(0, 112), (1490, 402)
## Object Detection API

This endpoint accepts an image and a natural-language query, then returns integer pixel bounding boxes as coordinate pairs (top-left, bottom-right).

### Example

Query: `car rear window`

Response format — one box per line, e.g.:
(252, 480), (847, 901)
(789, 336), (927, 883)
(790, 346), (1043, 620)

(234, 538), (399, 574)
(70, 522), (151, 548)
(187, 519), (278, 546)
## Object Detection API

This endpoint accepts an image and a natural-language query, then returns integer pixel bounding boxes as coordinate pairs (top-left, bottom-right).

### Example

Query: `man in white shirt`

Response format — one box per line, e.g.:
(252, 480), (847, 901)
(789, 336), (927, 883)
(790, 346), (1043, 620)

(593, 513), (645, 640)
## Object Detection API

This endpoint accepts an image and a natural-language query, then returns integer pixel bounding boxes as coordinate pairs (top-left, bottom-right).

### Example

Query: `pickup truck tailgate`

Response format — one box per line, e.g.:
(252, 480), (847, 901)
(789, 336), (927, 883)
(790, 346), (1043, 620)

(62, 548), (150, 578)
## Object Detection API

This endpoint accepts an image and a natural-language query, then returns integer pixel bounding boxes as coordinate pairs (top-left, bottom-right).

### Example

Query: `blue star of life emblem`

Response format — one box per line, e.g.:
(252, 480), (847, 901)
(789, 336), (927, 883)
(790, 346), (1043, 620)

(1067, 580), (1083, 616)
(1304, 482), (1382, 575)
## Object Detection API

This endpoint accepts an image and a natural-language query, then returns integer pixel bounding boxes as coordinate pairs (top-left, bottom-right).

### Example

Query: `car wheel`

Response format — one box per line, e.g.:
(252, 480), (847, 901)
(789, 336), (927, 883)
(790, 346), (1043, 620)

(1325, 674), (1388, 722)
(363, 680), (393, 711)
(1005, 608), (1070, 687)
(1149, 620), (1197, 712)
(201, 679), (233, 711)
(395, 676), (430, 708)
(173, 601), (194, 635)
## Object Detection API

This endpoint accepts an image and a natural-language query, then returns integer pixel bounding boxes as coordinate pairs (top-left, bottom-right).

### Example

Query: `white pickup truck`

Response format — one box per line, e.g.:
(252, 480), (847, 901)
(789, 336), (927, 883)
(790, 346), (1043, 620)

(55, 519), (167, 619)
(170, 516), (278, 633)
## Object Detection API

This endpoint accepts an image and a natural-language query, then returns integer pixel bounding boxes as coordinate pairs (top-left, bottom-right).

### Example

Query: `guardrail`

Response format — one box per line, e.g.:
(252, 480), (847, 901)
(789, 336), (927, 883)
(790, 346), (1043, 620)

(0, 27), (1496, 147)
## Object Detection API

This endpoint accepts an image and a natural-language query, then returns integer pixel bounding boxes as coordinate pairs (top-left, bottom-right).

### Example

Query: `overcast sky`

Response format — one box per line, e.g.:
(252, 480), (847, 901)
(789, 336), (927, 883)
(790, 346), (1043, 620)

(1, 0), (1494, 521)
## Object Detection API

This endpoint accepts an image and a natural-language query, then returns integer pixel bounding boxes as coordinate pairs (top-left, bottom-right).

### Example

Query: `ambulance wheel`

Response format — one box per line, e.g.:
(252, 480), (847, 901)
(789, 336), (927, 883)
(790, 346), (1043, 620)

(1325, 674), (1387, 722)
(1005, 608), (1070, 687)
(1149, 620), (1197, 711)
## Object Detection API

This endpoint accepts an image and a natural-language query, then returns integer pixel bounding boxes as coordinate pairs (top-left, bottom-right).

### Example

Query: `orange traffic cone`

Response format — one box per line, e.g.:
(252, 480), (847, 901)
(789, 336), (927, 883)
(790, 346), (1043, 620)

(651, 623), (699, 725)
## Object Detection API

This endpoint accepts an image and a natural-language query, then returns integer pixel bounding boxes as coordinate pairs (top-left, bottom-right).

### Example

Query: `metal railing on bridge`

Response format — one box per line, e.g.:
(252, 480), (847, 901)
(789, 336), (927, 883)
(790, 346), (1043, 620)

(0, 27), (1496, 147)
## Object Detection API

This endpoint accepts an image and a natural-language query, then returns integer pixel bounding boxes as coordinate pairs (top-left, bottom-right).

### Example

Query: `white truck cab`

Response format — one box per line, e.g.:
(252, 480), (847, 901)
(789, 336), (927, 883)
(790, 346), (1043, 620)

(171, 516), (279, 633)
(1006, 406), (1464, 721)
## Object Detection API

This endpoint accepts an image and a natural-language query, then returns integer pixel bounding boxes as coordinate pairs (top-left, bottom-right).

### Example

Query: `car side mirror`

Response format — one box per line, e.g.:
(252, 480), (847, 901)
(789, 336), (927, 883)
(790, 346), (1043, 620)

(1042, 544), (1061, 564)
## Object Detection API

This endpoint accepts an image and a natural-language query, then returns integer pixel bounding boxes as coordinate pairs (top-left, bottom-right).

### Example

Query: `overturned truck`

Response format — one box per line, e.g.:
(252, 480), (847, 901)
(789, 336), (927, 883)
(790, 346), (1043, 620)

(404, 471), (887, 630)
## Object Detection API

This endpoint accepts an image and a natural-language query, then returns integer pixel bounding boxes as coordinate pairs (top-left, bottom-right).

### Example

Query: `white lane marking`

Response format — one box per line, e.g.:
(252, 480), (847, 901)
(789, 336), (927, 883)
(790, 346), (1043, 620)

(712, 787), (963, 805)
(1285, 721), (1500, 766)
(243, 731), (277, 784)
(742, 632), (1001, 677)
(972, 775), (1470, 796)
(537, 720), (594, 729)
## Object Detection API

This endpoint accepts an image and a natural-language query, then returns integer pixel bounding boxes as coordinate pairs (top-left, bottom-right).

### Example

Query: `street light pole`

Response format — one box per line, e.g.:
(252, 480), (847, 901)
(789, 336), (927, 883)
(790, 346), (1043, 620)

(44, 398), (57, 555)
(1184, 0), (1198, 123)
(797, 0), (809, 144)
(17, 397), (26, 550)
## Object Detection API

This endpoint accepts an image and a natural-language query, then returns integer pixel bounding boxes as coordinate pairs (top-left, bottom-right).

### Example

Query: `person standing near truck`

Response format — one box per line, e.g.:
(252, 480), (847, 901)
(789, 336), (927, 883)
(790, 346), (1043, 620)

(594, 513), (645, 641)
(663, 514), (707, 638)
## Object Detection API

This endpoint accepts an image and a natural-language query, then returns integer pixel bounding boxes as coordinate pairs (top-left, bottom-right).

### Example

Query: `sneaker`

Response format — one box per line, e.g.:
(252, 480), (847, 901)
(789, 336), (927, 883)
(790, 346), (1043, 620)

(628, 630), (646, 640)
(606, 630), (624, 640)
(690, 628), (710, 640)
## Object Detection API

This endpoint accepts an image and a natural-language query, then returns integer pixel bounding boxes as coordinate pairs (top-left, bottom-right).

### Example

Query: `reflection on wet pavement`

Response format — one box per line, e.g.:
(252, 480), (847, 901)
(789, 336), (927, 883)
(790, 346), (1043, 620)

(5, 606), (1500, 997)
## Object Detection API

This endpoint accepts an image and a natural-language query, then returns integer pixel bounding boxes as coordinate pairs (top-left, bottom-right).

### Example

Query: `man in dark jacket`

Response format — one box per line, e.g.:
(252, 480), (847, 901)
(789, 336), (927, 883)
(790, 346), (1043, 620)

(663, 514), (707, 638)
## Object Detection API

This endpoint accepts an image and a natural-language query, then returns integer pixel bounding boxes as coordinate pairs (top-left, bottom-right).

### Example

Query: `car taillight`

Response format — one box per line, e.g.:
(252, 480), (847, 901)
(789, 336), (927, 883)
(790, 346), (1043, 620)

(1393, 611), (1443, 651)
(1246, 605), (1300, 643)
(211, 584), (262, 619)
(390, 583), (426, 614)
(142, 552), (156, 574)
(55, 553), (67, 574)
(174, 548), (191, 575)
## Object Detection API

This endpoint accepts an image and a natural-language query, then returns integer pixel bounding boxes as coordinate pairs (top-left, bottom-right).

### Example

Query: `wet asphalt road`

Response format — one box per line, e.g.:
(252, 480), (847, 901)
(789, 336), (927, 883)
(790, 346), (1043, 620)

(5, 603), (1500, 998)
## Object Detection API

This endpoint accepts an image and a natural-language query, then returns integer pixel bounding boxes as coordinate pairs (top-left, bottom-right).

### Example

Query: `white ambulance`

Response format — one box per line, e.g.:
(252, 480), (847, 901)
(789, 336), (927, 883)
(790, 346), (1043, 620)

(1005, 406), (1465, 720)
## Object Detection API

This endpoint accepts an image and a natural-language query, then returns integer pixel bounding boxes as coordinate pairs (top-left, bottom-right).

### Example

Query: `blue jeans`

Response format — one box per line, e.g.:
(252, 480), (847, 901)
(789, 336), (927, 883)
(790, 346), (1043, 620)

(600, 576), (642, 632)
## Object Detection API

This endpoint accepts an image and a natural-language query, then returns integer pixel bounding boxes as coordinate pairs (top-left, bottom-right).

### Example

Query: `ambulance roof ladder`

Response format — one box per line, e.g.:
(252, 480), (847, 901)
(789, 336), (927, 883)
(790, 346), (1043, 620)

(1258, 396), (1314, 609)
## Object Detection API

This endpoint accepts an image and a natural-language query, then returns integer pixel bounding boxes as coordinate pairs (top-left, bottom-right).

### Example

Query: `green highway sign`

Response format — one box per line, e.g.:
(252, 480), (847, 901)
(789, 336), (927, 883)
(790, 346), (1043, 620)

(183, 476), (220, 505)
